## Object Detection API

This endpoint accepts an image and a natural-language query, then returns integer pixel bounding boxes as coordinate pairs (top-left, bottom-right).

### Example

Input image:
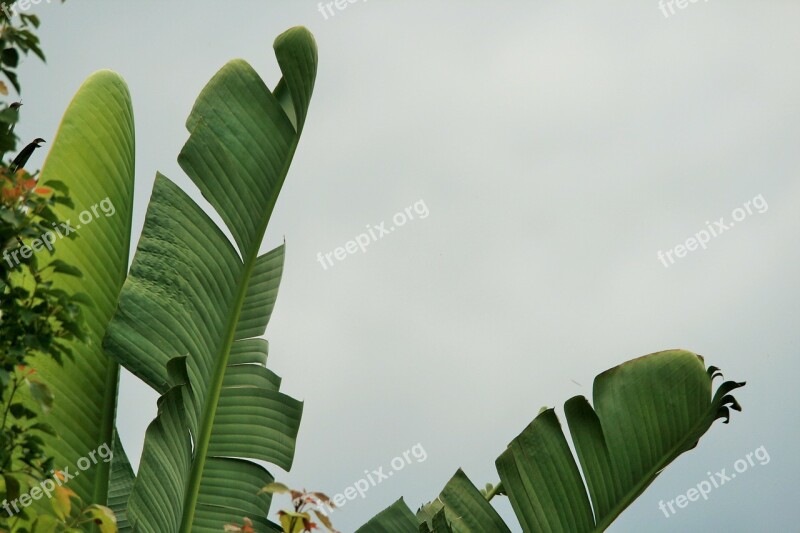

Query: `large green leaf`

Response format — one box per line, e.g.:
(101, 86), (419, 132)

(108, 434), (135, 532)
(361, 350), (744, 532)
(103, 27), (317, 533)
(354, 498), (419, 533)
(416, 470), (510, 533)
(25, 70), (135, 506)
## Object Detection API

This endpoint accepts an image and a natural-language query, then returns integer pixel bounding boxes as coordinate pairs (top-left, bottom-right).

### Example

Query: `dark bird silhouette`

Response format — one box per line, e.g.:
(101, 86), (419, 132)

(6, 101), (21, 135)
(9, 137), (45, 173)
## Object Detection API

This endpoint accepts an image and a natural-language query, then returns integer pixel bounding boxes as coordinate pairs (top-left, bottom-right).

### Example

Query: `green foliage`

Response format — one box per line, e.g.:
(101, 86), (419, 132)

(0, 163), (100, 533)
(1, 173), (82, 371)
(23, 487), (117, 532)
(359, 351), (744, 533)
(0, 5), (114, 531)
(0, 8), (43, 91)
(19, 68), (135, 529)
(101, 26), (317, 533)
(356, 499), (418, 533)
(226, 484), (339, 533)
(0, 0), (65, 156)
(0, 170), (84, 524)
(0, 17), (747, 533)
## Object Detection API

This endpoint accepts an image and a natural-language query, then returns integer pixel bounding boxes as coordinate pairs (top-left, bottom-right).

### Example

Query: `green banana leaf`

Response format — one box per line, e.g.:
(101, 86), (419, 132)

(361, 350), (744, 533)
(415, 470), (509, 533)
(25, 70), (135, 509)
(108, 434), (135, 531)
(102, 26), (317, 533)
(355, 498), (419, 533)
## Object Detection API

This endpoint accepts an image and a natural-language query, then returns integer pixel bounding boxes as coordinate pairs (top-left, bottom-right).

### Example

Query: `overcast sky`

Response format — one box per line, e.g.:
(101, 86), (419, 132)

(16, 1), (800, 531)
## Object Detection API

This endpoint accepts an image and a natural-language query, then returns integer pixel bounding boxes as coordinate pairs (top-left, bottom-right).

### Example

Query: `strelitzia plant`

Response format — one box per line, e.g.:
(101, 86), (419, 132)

(9, 23), (745, 533)
(358, 352), (744, 532)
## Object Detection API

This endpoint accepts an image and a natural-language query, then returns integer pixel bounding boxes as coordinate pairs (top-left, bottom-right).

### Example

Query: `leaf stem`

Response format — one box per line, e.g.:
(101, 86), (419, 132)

(485, 482), (503, 502)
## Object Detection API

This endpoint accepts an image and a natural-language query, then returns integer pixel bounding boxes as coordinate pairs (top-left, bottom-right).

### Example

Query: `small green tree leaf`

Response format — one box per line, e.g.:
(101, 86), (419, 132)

(28, 379), (54, 412)
(45, 259), (82, 278)
(258, 482), (291, 495)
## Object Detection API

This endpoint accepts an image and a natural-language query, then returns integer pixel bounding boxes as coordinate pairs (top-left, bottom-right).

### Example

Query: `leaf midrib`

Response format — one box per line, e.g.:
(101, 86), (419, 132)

(590, 404), (717, 532)
(177, 128), (299, 533)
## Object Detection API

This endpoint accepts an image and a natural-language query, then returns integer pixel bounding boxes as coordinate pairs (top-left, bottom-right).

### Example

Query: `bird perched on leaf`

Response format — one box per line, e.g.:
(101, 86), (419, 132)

(9, 137), (45, 173)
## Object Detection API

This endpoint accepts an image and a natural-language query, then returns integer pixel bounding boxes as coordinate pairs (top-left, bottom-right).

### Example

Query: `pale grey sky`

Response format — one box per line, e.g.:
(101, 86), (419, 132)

(17, 1), (800, 531)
